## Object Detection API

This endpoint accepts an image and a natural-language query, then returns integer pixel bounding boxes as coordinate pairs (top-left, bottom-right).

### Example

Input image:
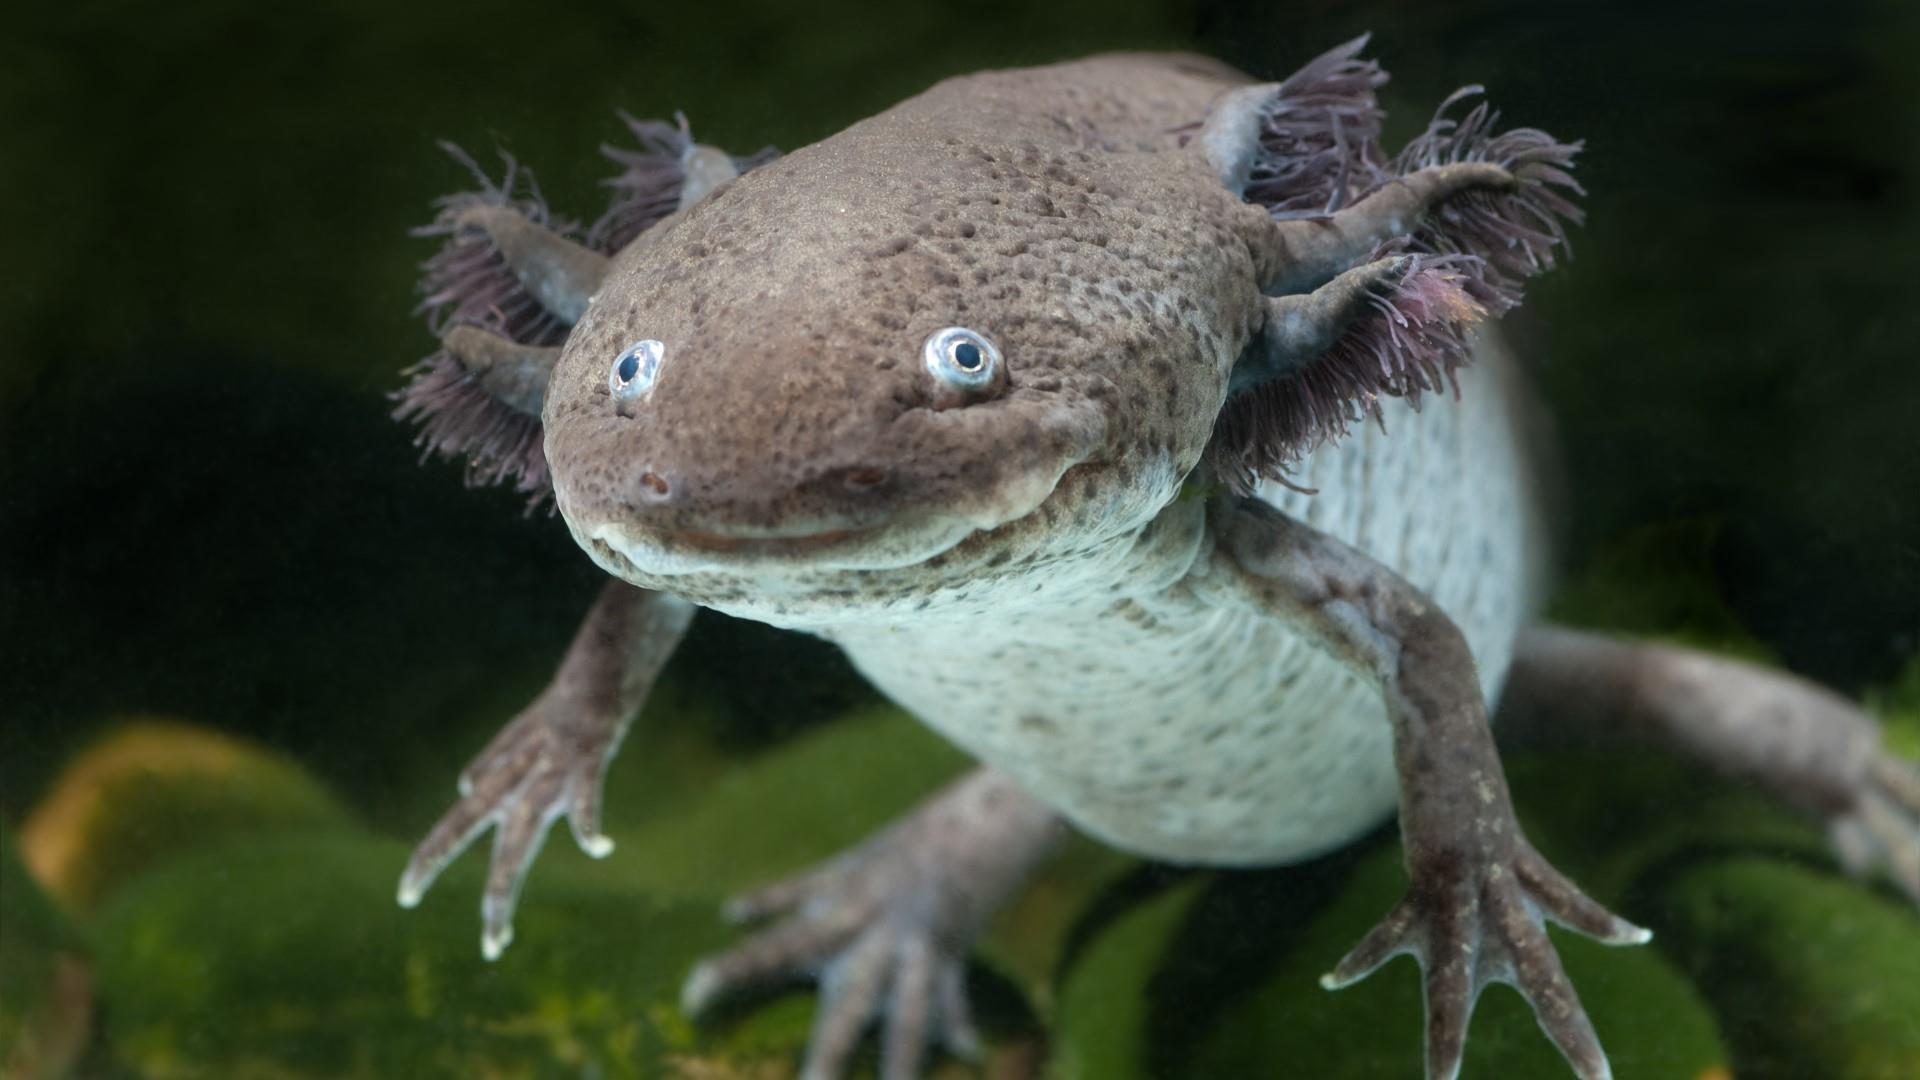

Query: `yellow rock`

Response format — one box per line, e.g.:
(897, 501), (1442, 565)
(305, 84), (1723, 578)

(19, 718), (351, 910)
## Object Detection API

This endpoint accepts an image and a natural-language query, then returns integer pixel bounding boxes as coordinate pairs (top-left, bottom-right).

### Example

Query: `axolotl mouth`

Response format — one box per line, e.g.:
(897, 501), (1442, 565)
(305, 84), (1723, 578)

(585, 519), (894, 575)
(576, 459), (1105, 581)
(655, 525), (870, 553)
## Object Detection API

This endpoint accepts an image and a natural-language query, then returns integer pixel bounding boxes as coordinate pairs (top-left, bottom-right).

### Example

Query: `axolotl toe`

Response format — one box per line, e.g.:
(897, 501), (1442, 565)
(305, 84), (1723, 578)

(390, 37), (1920, 1080)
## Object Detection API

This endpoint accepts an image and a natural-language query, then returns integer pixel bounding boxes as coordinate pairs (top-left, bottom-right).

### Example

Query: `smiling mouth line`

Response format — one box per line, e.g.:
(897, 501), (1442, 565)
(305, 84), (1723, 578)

(584, 453), (1113, 576)
(659, 525), (870, 553)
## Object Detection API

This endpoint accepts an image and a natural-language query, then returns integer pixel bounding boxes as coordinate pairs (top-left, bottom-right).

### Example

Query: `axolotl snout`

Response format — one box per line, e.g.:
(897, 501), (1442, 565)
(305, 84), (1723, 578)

(391, 38), (1920, 1079)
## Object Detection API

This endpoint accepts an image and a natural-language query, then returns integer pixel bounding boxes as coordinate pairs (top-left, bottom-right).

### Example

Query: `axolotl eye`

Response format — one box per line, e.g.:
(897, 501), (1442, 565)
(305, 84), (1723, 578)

(609, 339), (665, 401)
(922, 327), (1001, 392)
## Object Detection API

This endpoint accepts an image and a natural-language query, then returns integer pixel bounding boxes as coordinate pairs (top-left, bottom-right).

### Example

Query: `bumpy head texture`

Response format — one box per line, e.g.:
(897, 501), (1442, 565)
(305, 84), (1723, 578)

(540, 110), (1233, 601)
(394, 119), (778, 504)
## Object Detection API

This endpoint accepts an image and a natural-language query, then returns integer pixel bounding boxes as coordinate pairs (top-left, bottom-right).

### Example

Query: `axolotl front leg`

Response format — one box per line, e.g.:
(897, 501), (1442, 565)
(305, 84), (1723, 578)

(394, 122), (759, 947)
(399, 580), (694, 956)
(1193, 75), (1646, 1078)
(1197, 499), (1650, 1080)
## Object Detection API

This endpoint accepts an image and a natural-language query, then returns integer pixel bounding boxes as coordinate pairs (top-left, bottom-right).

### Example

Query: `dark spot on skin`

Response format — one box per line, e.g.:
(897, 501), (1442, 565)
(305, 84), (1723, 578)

(842, 466), (888, 490)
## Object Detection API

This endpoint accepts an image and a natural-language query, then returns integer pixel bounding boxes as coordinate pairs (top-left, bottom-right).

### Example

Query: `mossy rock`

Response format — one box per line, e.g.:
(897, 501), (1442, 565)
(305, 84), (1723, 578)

(1546, 519), (1773, 662)
(0, 829), (93, 1078)
(17, 718), (354, 912)
(1652, 857), (1920, 1079)
(32, 691), (1918, 1077)
(1503, 751), (1832, 907)
(63, 707), (1070, 1077)
(1051, 737), (1920, 1078)
(1052, 844), (1728, 1079)
(91, 832), (739, 1078)
(604, 705), (973, 900)
(6, 703), (1077, 1075)
(1507, 750), (1920, 1079)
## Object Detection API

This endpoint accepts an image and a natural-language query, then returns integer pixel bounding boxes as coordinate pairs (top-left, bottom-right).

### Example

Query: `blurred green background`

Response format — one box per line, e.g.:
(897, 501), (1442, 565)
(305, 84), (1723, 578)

(3, 0), (1918, 1077)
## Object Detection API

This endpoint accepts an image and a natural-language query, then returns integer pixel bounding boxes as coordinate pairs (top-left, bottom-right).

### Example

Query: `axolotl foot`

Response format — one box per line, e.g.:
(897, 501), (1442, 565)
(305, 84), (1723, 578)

(1324, 838), (1649, 1080)
(396, 583), (693, 958)
(682, 768), (1062, 1080)
(1831, 753), (1920, 903)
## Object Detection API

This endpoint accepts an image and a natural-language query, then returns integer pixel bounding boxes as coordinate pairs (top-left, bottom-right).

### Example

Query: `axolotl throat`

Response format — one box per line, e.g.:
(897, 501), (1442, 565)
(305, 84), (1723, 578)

(390, 37), (1920, 1080)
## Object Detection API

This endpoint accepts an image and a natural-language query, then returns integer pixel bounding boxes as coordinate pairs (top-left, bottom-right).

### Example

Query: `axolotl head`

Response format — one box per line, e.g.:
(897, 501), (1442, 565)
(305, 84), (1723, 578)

(542, 128), (1265, 624)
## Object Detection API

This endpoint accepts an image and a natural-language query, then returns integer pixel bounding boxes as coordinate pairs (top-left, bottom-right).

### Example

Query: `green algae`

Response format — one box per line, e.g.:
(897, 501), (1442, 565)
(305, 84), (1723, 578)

(91, 833), (747, 1079)
(0, 829), (92, 1079)
(1052, 845), (1728, 1080)
(1547, 518), (1774, 662)
(1657, 857), (1920, 1079)
(23, 701), (1919, 1078)
(1867, 653), (1920, 760)
(605, 705), (972, 901)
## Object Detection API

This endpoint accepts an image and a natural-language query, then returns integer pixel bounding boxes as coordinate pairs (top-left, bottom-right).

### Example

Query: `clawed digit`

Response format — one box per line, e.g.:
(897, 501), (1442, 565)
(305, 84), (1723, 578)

(396, 701), (617, 960)
(1846, 753), (1920, 902)
(686, 890), (981, 1080)
(680, 768), (1054, 1079)
(1325, 842), (1647, 1080)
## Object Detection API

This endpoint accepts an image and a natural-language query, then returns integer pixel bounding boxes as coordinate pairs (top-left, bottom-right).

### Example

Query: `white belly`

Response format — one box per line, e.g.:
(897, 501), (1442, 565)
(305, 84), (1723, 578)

(833, 340), (1551, 865)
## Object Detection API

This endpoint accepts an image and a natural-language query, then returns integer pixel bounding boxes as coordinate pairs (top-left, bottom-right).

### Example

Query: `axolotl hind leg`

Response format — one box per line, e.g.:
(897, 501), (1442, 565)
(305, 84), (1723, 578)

(1500, 627), (1920, 903)
(683, 768), (1064, 1080)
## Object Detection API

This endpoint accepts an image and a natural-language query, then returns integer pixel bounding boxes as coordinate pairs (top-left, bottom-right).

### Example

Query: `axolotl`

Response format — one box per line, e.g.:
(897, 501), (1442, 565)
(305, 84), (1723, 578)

(389, 37), (1920, 1079)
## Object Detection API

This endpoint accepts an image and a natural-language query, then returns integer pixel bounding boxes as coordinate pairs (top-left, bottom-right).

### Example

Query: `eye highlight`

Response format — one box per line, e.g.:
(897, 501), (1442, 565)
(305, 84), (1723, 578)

(609, 339), (665, 401)
(922, 327), (1000, 392)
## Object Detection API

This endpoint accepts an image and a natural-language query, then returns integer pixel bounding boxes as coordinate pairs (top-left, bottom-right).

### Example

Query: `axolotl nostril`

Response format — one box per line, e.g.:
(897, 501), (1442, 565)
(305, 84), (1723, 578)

(389, 37), (1920, 1080)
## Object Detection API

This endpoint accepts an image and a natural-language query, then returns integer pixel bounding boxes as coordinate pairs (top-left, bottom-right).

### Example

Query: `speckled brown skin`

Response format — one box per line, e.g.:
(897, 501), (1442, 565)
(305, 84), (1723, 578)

(545, 55), (1272, 621)
(397, 47), (1920, 1080)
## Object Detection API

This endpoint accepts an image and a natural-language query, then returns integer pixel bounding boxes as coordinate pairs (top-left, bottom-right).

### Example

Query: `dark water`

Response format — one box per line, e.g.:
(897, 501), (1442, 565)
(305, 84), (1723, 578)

(3, 1), (1916, 1076)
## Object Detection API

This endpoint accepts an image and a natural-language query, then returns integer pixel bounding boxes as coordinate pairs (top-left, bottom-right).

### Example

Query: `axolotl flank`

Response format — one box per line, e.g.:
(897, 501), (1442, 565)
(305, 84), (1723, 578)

(390, 37), (1920, 1079)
